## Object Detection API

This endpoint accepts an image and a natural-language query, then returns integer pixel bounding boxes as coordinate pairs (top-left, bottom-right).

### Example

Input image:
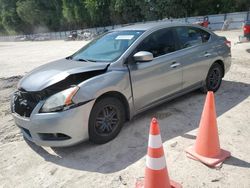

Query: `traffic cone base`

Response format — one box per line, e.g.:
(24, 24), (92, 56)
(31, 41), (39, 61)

(135, 177), (182, 188)
(185, 146), (231, 167)
(185, 152), (223, 168)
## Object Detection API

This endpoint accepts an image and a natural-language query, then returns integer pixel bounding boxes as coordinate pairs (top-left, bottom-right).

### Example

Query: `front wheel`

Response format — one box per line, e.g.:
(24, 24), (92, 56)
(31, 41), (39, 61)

(201, 63), (223, 93)
(88, 97), (125, 144)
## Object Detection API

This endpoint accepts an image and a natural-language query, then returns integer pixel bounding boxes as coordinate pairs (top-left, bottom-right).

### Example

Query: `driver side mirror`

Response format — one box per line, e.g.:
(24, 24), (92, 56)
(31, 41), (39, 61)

(133, 51), (153, 62)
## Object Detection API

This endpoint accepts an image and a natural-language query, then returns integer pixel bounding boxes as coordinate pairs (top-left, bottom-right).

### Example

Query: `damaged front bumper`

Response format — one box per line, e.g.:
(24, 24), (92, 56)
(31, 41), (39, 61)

(12, 99), (95, 147)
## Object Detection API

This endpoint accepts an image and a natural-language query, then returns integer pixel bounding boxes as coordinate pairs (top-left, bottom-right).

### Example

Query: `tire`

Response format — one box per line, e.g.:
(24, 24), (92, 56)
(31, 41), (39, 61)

(88, 97), (125, 144)
(201, 63), (223, 93)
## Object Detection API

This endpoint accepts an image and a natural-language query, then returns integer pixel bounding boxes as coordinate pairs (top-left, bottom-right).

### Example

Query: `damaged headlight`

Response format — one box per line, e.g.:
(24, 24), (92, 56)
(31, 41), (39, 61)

(40, 86), (79, 113)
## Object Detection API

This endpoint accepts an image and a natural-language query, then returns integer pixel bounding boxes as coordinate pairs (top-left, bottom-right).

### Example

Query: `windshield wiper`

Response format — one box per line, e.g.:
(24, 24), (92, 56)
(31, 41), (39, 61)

(66, 56), (72, 60)
(77, 58), (96, 62)
(77, 58), (89, 62)
(67, 57), (97, 62)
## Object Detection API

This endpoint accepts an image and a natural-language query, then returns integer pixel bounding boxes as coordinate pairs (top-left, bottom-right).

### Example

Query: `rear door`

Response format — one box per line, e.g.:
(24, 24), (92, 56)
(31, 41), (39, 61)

(128, 28), (182, 112)
(174, 26), (214, 89)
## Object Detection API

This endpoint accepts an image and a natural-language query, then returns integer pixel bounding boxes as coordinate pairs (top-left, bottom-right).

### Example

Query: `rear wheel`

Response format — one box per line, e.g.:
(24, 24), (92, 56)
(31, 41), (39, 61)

(88, 97), (125, 144)
(201, 63), (223, 93)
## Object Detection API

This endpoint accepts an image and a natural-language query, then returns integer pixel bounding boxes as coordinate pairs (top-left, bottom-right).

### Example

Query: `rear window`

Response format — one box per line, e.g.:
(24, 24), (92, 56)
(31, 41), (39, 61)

(195, 28), (211, 43)
(175, 26), (210, 49)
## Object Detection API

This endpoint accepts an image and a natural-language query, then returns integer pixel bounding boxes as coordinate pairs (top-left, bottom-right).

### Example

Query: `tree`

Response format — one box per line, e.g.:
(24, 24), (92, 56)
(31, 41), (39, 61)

(85, 0), (111, 26)
(62, 0), (90, 29)
(16, 0), (62, 32)
(0, 16), (6, 34)
(0, 0), (25, 34)
(235, 0), (250, 11)
(0, 0), (249, 35)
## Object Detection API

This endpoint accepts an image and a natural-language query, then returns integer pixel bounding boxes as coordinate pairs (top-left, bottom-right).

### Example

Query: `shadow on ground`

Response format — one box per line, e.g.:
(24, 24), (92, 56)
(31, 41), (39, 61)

(26, 80), (250, 173)
(224, 156), (250, 168)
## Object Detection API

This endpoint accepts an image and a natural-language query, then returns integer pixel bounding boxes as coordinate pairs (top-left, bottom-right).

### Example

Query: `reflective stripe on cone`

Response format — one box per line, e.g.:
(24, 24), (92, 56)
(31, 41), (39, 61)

(146, 155), (166, 170)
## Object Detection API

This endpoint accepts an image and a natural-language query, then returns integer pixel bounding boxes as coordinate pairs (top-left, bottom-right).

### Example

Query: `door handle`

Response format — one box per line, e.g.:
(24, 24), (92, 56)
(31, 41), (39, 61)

(170, 62), (181, 68)
(204, 52), (212, 57)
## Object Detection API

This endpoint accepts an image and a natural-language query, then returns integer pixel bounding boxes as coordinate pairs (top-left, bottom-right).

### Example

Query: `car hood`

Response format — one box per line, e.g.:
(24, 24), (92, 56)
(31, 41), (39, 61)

(18, 59), (110, 91)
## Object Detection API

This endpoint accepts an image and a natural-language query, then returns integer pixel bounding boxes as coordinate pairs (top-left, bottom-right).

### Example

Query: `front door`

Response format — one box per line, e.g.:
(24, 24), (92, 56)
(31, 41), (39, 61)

(128, 28), (182, 112)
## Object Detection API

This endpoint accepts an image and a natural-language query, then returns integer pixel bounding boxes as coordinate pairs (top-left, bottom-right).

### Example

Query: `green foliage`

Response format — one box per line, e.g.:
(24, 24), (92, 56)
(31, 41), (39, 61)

(110, 0), (144, 23)
(85, 0), (111, 26)
(0, 0), (26, 34)
(16, 0), (41, 25)
(0, 0), (249, 35)
(62, 0), (90, 29)
(16, 0), (62, 31)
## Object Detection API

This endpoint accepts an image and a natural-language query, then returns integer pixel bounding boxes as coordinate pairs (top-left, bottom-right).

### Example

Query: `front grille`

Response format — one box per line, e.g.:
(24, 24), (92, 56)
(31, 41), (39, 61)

(13, 90), (42, 117)
(38, 133), (71, 141)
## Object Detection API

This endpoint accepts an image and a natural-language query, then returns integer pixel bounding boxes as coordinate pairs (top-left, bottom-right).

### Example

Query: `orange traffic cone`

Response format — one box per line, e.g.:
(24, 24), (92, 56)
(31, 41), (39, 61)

(136, 118), (181, 188)
(185, 91), (231, 167)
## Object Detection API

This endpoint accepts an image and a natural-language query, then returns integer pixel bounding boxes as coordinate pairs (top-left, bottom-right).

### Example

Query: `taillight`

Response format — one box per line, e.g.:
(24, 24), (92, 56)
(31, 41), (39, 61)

(225, 40), (231, 48)
(243, 25), (250, 34)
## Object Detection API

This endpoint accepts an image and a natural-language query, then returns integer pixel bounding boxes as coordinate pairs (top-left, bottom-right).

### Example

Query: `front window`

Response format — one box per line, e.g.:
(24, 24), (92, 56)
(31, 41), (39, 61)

(136, 28), (178, 58)
(71, 30), (144, 62)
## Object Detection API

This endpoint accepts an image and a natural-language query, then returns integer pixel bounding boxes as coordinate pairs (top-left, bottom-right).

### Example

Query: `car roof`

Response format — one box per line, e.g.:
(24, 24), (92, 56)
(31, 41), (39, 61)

(114, 21), (196, 31)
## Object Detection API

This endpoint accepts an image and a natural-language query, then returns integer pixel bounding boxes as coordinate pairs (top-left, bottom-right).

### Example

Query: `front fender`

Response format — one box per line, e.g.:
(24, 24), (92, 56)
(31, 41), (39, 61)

(73, 69), (133, 111)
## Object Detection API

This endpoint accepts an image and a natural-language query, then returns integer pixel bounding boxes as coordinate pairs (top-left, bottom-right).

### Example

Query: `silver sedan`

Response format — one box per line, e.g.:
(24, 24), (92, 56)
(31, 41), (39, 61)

(11, 22), (231, 146)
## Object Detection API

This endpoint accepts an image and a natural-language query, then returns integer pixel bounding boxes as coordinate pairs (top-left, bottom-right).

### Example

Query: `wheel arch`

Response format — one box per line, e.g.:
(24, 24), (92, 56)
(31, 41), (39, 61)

(94, 91), (130, 121)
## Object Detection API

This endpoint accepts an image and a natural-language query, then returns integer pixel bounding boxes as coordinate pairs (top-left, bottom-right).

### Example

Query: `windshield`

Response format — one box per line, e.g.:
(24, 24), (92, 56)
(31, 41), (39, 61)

(71, 30), (144, 62)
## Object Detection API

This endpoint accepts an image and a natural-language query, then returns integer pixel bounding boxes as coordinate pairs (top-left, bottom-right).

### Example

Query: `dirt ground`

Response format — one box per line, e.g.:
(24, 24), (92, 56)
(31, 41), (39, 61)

(0, 30), (250, 188)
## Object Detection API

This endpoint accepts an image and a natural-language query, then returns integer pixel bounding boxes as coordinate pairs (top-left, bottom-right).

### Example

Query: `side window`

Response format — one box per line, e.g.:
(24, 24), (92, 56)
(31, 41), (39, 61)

(175, 27), (203, 49)
(136, 28), (177, 58)
(196, 28), (211, 43)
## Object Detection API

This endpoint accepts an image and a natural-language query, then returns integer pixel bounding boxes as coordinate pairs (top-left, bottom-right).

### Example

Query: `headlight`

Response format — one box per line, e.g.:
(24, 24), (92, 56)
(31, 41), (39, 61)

(40, 86), (79, 113)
